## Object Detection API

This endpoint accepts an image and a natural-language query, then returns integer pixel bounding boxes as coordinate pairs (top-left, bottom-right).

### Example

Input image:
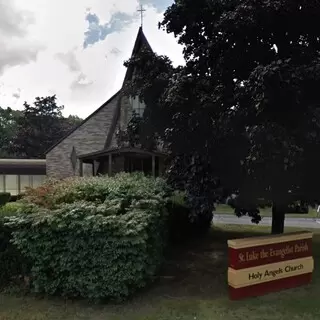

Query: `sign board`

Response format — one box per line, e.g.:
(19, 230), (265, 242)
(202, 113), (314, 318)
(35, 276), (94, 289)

(228, 231), (314, 300)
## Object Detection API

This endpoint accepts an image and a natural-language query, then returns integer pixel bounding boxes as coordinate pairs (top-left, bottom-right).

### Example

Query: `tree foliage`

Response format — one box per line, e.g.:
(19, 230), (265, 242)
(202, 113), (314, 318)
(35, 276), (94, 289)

(0, 107), (21, 158)
(8, 96), (82, 158)
(125, 0), (320, 233)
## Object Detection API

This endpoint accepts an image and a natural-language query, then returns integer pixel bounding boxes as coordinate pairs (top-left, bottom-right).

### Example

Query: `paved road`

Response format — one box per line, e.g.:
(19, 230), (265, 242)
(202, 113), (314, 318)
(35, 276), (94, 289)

(213, 213), (320, 229)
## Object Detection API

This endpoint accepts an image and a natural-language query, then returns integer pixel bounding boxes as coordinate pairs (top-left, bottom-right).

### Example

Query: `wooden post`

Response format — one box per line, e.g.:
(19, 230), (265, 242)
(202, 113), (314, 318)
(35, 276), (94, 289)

(17, 175), (21, 194)
(152, 155), (155, 177)
(79, 159), (83, 177)
(92, 161), (95, 176)
(108, 154), (112, 176)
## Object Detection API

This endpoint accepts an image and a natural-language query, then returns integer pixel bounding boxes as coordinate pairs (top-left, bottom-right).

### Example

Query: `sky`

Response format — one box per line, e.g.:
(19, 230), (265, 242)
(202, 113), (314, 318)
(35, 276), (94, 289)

(0, 0), (184, 118)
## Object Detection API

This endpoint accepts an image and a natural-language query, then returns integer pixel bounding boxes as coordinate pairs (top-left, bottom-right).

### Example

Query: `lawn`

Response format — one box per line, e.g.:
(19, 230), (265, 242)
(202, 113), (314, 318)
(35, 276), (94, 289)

(216, 204), (319, 219)
(1, 224), (320, 320)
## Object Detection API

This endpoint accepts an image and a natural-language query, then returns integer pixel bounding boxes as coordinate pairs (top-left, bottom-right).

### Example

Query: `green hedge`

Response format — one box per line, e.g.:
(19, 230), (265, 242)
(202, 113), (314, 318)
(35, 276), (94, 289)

(8, 173), (169, 300)
(0, 202), (26, 217)
(0, 215), (29, 287)
(21, 173), (172, 209)
(0, 192), (11, 206)
(167, 191), (212, 243)
(167, 192), (192, 243)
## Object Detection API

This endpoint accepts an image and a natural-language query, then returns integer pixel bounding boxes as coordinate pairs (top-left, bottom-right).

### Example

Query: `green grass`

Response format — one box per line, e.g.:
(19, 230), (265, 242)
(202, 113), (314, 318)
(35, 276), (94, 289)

(1, 224), (320, 319)
(216, 204), (319, 218)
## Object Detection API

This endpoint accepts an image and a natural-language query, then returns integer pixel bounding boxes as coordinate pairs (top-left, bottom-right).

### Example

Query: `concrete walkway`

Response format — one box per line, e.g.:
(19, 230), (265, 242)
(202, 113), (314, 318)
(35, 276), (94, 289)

(213, 213), (320, 229)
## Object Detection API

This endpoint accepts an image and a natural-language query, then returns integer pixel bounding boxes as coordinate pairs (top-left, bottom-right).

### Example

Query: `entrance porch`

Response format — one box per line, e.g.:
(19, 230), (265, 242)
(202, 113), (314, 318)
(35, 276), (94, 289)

(78, 147), (167, 177)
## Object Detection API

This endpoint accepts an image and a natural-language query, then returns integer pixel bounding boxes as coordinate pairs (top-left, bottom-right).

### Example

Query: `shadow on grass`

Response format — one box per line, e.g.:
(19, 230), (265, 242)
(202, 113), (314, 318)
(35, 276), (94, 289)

(139, 225), (267, 301)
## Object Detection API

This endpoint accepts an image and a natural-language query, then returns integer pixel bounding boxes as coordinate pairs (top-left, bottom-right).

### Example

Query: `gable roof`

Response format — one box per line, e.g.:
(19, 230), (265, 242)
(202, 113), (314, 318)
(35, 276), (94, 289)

(46, 27), (153, 155)
(103, 92), (122, 149)
(45, 91), (120, 154)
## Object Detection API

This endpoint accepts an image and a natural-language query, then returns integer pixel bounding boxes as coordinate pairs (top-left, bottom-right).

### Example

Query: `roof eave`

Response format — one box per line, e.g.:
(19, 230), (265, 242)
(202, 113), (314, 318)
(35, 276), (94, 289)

(45, 90), (121, 155)
(79, 147), (168, 161)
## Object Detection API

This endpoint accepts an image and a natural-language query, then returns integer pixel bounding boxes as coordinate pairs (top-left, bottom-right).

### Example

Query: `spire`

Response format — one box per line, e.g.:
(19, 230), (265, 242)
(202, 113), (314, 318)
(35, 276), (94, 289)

(122, 27), (153, 85)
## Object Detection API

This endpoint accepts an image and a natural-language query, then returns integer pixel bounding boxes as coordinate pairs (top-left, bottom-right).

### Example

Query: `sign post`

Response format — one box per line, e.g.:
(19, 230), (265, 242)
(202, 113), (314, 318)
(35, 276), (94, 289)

(228, 231), (314, 300)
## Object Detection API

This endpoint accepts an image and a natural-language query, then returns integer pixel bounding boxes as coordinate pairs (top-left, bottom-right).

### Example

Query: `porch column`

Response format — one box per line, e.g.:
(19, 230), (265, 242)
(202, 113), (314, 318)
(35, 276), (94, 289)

(17, 175), (21, 194)
(92, 161), (95, 176)
(152, 155), (156, 177)
(93, 160), (99, 176)
(108, 154), (112, 176)
(79, 159), (83, 177)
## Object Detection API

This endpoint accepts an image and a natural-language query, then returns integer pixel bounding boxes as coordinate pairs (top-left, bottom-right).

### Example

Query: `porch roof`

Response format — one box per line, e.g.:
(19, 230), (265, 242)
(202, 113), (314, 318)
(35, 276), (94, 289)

(78, 147), (167, 162)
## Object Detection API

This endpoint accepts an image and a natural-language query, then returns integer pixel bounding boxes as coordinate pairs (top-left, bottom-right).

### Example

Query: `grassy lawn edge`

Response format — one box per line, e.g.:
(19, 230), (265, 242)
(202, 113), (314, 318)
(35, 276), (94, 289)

(1, 224), (320, 320)
(216, 204), (319, 219)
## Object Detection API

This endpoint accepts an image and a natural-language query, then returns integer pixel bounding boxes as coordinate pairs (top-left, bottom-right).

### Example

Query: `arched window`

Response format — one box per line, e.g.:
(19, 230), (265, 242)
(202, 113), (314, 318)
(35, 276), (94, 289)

(129, 96), (145, 117)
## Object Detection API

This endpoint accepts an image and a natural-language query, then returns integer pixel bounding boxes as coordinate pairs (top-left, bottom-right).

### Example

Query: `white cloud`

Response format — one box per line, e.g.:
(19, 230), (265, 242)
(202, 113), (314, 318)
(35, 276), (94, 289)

(54, 51), (82, 73)
(0, 0), (184, 118)
(0, 1), (44, 75)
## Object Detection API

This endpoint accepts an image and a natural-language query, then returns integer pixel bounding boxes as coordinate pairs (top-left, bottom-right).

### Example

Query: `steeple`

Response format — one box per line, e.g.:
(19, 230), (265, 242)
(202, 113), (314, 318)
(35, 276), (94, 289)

(122, 27), (153, 85)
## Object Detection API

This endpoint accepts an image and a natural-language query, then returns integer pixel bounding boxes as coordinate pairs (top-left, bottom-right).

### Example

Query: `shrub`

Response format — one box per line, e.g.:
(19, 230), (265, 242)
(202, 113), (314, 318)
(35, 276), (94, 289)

(0, 192), (11, 207)
(166, 191), (212, 243)
(21, 173), (172, 210)
(0, 215), (30, 287)
(0, 202), (27, 218)
(170, 190), (186, 207)
(22, 179), (61, 209)
(0, 201), (32, 287)
(8, 173), (169, 300)
(9, 194), (23, 202)
(167, 191), (191, 243)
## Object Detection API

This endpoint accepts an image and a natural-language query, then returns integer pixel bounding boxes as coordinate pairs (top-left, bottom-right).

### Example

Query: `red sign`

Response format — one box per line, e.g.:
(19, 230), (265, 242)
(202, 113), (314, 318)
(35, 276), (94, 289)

(228, 231), (313, 300)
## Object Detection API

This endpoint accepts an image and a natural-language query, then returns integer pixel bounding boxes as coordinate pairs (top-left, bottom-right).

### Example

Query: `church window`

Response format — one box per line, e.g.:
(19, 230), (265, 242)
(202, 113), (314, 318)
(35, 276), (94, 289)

(129, 96), (145, 117)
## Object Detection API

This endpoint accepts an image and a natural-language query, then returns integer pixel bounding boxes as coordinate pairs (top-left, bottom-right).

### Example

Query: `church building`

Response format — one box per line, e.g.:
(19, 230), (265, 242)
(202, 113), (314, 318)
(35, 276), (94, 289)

(45, 27), (167, 179)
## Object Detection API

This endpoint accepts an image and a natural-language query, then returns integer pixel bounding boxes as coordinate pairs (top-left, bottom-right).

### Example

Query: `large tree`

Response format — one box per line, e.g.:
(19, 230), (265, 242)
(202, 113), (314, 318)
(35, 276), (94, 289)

(10, 96), (82, 158)
(0, 107), (21, 157)
(125, 0), (320, 234)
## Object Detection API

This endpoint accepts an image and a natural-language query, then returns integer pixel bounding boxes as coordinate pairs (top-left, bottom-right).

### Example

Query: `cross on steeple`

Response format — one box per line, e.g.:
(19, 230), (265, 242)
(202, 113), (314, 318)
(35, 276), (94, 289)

(137, 4), (146, 28)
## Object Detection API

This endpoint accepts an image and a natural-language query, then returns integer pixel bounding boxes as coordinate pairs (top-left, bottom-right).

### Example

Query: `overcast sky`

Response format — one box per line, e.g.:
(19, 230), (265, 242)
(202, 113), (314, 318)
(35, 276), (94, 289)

(0, 0), (184, 118)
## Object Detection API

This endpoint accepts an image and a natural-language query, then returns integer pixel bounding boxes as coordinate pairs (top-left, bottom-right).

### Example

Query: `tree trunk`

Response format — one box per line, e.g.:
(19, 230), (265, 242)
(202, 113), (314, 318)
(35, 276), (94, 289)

(271, 204), (285, 234)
